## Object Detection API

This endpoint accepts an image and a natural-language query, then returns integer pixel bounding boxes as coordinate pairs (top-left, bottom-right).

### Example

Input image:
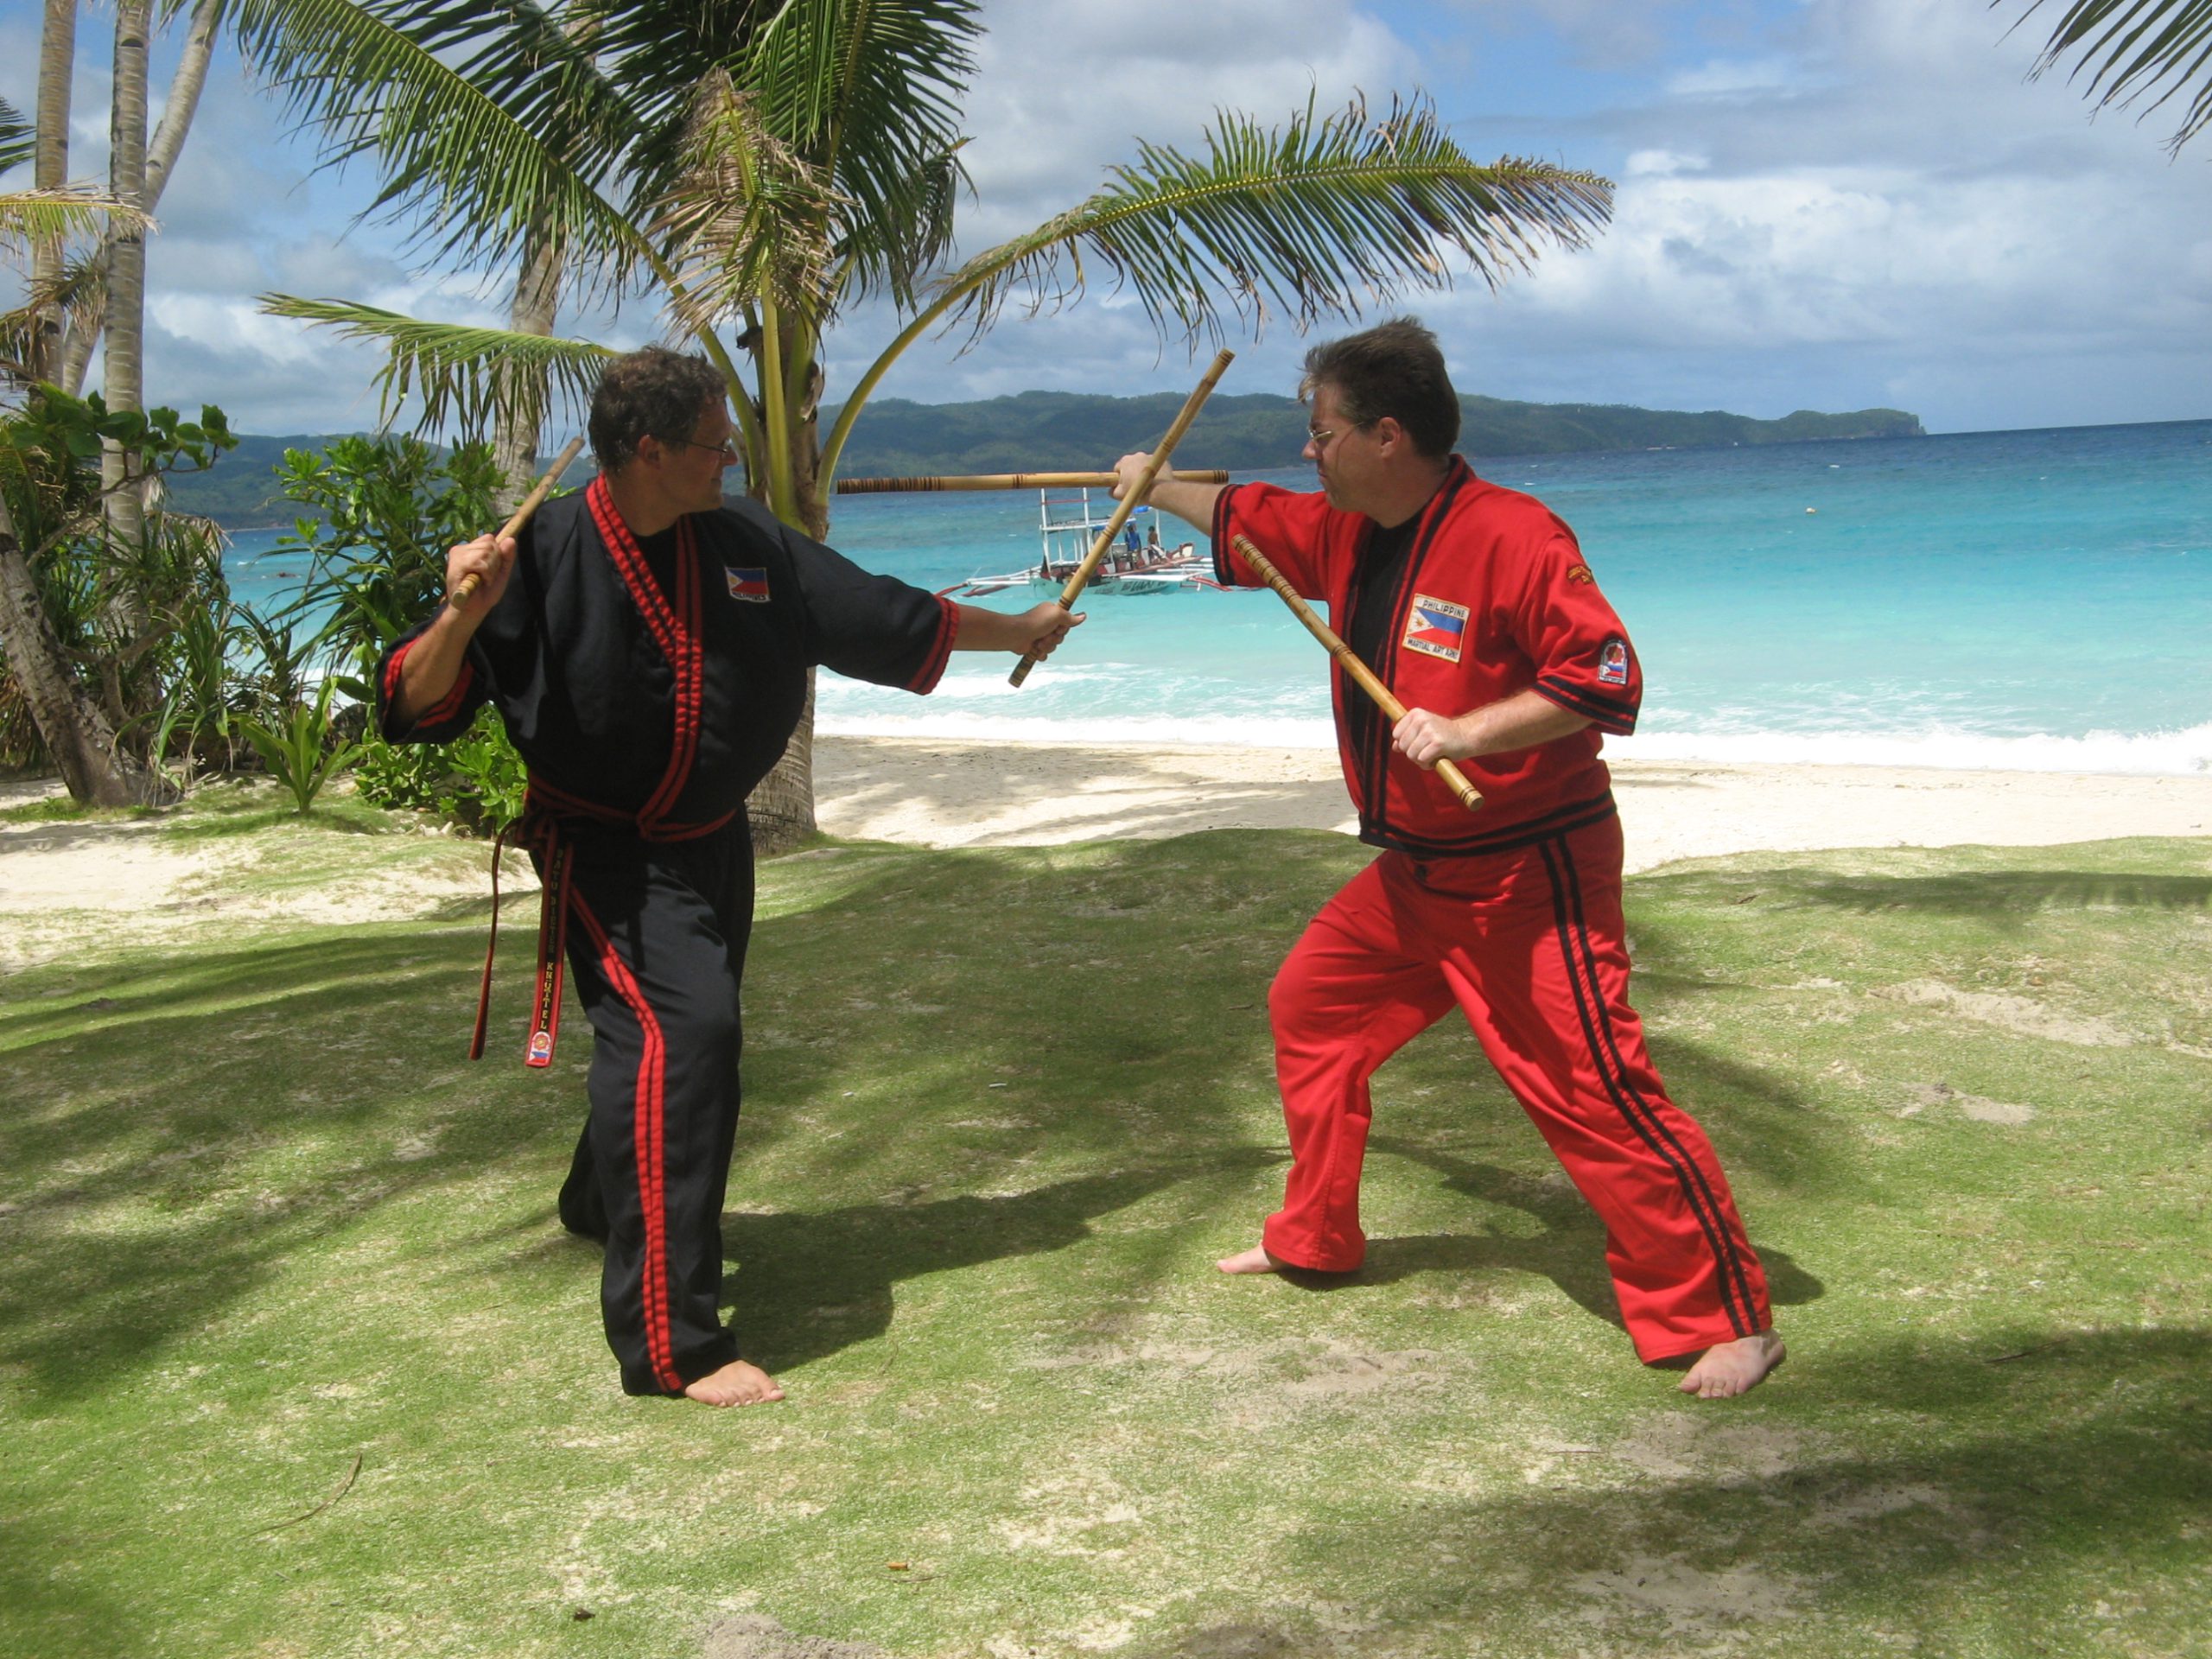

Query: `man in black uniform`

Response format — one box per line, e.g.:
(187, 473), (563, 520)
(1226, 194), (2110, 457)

(378, 347), (1078, 1408)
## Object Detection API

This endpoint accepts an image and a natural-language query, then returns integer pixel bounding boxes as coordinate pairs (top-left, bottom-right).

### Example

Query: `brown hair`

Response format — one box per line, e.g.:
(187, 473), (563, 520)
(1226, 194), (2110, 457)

(1299, 316), (1460, 459)
(588, 346), (728, 473)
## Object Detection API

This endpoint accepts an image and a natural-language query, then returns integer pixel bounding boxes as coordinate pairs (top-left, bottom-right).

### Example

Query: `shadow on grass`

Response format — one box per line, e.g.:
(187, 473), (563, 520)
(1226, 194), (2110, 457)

(1127, 1325), (2212, 1656)
(0, 829), (1850, 1411)
(154, 803), (394, 841)
(0, 1524), (138, 1659)
(0, 833), (1299, 1402)
(1283, 1135), (1825, 1332)
(1681, 864), (2212, 922)
(718, 1159), (1278, 1372)
(0, 929), (544, 1403)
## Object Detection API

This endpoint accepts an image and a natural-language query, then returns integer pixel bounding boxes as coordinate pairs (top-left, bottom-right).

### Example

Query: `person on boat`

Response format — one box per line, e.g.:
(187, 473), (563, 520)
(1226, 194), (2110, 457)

(377, 346), (1081, 1409)
(1112, 317), (1784, 1400)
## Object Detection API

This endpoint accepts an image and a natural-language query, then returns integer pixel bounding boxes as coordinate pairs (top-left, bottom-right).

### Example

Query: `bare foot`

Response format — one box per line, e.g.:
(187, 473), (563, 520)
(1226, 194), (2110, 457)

(1677, 1331), (1786, 1399)
(683, 1359), (785, 1408)
(1216, 1243), (1286, 1275)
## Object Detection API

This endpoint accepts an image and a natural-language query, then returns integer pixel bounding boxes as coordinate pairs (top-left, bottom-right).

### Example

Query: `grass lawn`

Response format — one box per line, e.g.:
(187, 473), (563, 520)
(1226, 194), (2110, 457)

(2, 803), (2207, 1657)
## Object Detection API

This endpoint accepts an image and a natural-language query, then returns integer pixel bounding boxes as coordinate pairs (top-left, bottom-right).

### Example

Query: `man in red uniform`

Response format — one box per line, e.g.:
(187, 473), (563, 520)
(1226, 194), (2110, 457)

(1117, 319), (1783, 1397)
(381, 347), (1079, 1408)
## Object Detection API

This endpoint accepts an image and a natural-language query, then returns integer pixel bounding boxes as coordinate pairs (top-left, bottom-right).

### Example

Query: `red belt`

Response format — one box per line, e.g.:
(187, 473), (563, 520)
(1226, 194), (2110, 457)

(468, 781), (738, 1069)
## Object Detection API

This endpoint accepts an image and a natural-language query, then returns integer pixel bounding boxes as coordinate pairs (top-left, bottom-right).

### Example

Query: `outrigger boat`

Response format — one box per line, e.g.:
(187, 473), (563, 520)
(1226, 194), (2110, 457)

(947, 487), (1222, 598)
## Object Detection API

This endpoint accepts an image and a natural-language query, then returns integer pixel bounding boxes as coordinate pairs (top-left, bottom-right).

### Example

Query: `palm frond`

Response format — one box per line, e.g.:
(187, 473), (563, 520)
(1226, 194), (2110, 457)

(0, 95), (30, 178)
(650, 72), (845, 340)
(0, 253), (110, 387)
(0, 188), (153, 258)
(230, 0), (651, 276)
(942, 93), (1611, 347)
(2002, 0), (2212, 151)
(818, 92), (1611, 483)
(562, 0), (780, 201)
(742, 0), (979, 306)
(258, 295), (615, 438)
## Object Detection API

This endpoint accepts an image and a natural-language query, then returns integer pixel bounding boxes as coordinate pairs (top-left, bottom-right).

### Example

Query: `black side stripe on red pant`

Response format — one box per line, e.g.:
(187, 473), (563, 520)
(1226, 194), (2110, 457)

(1539, 834), (1758, 1339)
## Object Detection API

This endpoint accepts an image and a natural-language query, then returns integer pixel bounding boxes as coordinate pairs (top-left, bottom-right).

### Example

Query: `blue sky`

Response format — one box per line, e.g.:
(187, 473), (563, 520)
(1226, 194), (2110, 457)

(7, 0), (2211, 438)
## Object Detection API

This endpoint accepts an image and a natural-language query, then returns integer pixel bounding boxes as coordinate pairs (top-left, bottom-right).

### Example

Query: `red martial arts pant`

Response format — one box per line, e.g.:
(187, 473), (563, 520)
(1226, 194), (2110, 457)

(1262, 810), (1770, 1361)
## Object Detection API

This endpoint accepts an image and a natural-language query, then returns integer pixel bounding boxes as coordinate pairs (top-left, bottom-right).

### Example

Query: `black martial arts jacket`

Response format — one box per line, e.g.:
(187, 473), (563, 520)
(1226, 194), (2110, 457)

(375, 478), (957, 837)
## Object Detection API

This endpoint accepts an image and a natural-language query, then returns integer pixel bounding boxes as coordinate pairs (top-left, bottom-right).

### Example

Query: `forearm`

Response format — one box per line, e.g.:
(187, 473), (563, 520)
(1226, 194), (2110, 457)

(390, 530), (513, 727)
(1452, 688), (1594, 757)
(950, 600), (1082, 657)
(1393, 686), (1592, 768)
(1141, 475), (1224, 532)
(388, 607), (477, 728)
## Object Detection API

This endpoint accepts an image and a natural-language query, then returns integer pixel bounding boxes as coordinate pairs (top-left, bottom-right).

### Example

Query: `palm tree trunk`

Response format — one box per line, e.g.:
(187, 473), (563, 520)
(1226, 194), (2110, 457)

(0, 493), (156, 805)
(490, 220), (565, 515)
(28, 0), (77, 386)
(59, 0), (219, 397)
(742, 358), (829, 855)
(99, 0), (150, 563)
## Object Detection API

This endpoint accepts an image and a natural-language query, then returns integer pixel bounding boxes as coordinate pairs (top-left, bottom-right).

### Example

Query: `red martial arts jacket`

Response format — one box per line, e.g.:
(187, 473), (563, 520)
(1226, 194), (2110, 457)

(1211, 457), (1642, 856)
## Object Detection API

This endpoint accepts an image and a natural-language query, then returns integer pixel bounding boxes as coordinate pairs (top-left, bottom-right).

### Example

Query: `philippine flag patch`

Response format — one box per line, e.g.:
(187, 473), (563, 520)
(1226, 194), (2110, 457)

(1402, 593), (1469, 663)
(726, 566), (770, 602)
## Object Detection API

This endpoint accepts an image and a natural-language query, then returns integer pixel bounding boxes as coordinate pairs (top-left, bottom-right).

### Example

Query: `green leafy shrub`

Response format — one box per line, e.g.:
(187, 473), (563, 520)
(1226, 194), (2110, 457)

(268, 435), (537, 835)
(353, 707), (526, 836)
(235, 679), (362, 816)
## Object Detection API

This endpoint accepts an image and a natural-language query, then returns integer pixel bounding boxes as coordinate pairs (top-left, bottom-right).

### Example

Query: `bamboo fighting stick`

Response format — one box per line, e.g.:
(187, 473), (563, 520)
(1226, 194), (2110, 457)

(1230, 535), (1484, 813)
(1007, 348), (1236, 689)
(448, 435), (588, 609)
(836, 470), (1230, 494)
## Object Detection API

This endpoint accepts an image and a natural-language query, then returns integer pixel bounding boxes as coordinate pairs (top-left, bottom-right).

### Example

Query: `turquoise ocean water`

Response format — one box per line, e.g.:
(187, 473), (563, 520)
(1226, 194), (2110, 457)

(221, 419), (2212, 774)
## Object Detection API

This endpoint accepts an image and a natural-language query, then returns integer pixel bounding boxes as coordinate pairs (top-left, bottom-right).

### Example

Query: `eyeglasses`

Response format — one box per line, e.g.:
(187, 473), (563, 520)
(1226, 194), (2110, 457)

(668, 435), (741, 460)
(1306, 422), (1366, 449)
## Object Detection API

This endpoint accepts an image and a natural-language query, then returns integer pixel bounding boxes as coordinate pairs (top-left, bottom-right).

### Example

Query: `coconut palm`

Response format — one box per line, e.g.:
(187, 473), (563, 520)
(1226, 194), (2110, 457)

(245, 0), (1612, 843)
(55, 0), (226, 396)
(24, 0), (79, 387)
(102, 0), (152, 556)
(1999, 0), (2212, 152)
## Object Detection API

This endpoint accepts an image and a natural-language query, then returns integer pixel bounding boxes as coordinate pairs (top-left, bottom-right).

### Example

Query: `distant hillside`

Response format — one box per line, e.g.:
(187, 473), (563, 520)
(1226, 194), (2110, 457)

(826, 390), (1926, 478)
(170, 395), (1924, 528)
(168, 434), (598, 531)
(168, 433), (346, 529)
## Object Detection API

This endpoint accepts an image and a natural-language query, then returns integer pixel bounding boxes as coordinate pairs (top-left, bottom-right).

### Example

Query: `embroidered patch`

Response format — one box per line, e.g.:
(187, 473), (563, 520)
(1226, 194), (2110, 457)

(1402, 593), (1469, 663)
(526, 1028), (555, 1068)
(726, 566), (770, 602)
(1598, 639), (1630, 686)
(1566, 563), (1595, 584)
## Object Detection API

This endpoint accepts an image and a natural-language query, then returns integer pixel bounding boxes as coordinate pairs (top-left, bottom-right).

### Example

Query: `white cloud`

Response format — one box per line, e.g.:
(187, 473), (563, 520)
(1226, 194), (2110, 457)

(10, 0), (2212, 437)
(1665, 56), (1800, 99)
(957, 0), (1414, 244)
(1624, 149), (1710, 176)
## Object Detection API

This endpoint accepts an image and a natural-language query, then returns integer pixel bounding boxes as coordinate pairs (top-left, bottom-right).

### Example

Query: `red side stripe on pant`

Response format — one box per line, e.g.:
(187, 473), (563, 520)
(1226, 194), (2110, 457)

(567, 896), (683, 1393)
(1538, 836), (1758, 1339)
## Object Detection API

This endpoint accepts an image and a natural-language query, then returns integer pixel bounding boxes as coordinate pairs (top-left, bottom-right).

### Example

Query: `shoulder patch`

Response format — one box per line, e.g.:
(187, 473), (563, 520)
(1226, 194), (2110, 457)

(726, 565), (770, 602)
(1598, 638), (1630, 685)
(1402, 593), (1468, 663)
(1566, 563), (1595, 584)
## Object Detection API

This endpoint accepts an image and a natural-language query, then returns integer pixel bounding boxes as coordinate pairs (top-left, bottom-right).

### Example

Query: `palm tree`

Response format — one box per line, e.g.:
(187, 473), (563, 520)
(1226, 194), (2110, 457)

(0, 0), (212, 807)
(101, 0), (152, 558)
(245, 0), (1613, 846)
(24, 0), (79, 388)
(1998, 0), (2212, 151)
(56, 0), (226, 396)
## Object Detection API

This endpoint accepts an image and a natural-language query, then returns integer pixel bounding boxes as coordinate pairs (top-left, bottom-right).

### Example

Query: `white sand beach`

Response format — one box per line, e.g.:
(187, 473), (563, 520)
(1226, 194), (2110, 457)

(3, 745), (2208, 962)
(813, 735), (2212, 873)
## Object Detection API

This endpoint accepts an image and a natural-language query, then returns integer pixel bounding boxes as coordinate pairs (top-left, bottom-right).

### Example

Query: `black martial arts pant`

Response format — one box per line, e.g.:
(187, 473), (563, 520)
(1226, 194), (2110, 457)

(547, 816), (753, 1395)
